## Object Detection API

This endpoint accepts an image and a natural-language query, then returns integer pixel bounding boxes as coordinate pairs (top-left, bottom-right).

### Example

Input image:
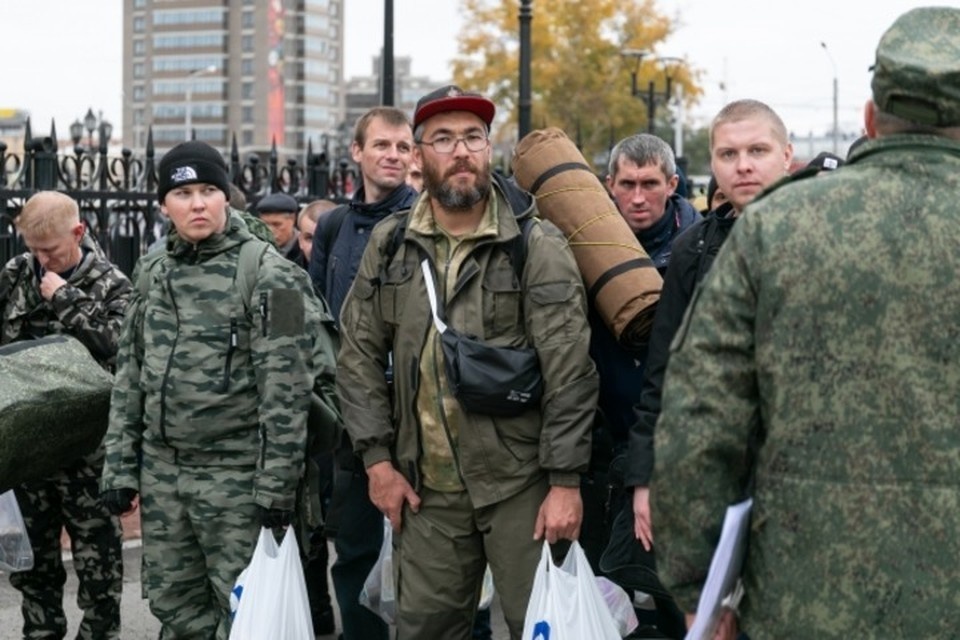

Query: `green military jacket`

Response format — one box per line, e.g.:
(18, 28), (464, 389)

(652, 134), (960, 636)
(337, 179), (598, 508)
(0, 231), (131, 367)
(102, 214), (324, 511)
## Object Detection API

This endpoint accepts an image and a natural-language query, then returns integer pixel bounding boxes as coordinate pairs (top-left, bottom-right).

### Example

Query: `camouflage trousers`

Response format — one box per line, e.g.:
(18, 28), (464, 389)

(9, 457), (123, 640)
(140, 450), (259, 640)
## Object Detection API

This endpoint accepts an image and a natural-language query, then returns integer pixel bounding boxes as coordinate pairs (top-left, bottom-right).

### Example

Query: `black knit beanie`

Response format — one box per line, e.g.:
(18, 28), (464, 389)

(157, 141), (230, 202)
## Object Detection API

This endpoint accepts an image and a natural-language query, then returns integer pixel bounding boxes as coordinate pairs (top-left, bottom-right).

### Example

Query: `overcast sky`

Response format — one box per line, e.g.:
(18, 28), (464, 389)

(2, 0), (956, 140)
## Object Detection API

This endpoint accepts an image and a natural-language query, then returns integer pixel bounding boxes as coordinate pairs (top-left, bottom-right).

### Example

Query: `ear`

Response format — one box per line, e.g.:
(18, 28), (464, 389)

(783, 142), (795, 172)
(350, 140), (363, 164)
(666, 173), (679, 196)
(72, 221), (86, 242)
(864, 100), (878, 138)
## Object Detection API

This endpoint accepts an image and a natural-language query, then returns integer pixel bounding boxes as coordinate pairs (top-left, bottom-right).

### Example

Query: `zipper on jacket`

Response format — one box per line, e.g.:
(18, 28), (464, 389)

(259, 291), (268, 337)
(220, 318), (238, 393)
(158, 268), (180, 445)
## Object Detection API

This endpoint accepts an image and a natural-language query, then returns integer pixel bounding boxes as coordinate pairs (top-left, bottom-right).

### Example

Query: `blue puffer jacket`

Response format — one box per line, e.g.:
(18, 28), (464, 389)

(309, 183), (419, 324)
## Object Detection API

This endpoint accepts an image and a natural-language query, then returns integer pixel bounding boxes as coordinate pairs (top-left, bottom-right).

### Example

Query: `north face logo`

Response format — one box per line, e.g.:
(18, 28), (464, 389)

(170, 166), (198, 183)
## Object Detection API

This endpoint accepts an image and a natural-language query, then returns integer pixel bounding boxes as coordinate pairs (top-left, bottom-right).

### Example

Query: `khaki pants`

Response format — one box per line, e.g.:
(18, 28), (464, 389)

(395, 478), (549, 640)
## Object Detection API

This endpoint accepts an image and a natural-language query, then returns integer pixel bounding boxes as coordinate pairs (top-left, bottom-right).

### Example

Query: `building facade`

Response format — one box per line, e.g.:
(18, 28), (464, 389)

(123, 0), (345, 156)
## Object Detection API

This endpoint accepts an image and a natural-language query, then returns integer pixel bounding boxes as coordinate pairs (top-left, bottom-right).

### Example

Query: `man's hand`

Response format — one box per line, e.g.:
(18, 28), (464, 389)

(366, 461), (420, 533)
(533, 485), (582, 543)
(38, 272), (67, 301)
(101, 488), (139, 516)
(633, 486), (653, 551)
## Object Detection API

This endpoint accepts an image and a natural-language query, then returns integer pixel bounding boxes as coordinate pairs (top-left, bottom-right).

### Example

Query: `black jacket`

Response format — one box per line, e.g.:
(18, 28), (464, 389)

(588, 195), (701, 447)
(308, 183), (419, 324)
(624, 201), (738, 486)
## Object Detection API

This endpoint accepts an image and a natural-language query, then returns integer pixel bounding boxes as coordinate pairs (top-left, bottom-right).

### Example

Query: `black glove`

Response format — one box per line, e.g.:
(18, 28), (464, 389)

(101, 488), (138, 515)
(257, 506), (293, 529)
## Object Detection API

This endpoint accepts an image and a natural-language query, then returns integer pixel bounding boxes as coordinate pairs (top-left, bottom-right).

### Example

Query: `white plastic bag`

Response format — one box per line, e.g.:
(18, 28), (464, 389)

(228, 527), (313, 640)
(359, 517), (395, 624)
(359, 517), (496, 620)
(0, 489), (33, 572)
(522, 541), (621, 640)
(596, 576), (639, 637)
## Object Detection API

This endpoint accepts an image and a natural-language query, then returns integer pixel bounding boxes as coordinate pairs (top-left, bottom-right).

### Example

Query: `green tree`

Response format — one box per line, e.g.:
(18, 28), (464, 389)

(451, 0), (703, 171)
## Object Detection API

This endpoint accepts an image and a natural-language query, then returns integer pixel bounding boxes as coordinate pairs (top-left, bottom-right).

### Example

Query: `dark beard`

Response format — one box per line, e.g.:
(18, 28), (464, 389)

(424, 160), (492, 212)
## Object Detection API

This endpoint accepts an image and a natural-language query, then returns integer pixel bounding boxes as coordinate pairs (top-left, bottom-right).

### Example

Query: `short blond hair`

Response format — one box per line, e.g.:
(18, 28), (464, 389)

(710, 99), (789, 150)
(299, 199), (338, 227)
(15, 191), (80, 238)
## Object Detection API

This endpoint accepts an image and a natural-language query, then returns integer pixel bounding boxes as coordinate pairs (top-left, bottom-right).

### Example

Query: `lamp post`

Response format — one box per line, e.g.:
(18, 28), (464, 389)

(381, 0), (395, 105)
(518, 0), (533, 140)
(623, 51), (679, 135)
(71, 109), (112, 155)
(185, 65), (217, 141)
(820, 41), (839, 155)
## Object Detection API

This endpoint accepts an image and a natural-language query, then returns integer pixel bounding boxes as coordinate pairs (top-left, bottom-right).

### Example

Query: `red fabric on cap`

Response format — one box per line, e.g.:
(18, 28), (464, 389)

(413, 86), (495, 129)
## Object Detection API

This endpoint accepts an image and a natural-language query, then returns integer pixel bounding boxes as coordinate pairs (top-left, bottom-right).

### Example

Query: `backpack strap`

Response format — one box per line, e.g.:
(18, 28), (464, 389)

(234, 239), (272, 312)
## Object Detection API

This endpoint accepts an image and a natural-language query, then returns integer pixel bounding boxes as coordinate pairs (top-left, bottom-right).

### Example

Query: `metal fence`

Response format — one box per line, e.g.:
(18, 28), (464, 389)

(0, 121), (355, 276)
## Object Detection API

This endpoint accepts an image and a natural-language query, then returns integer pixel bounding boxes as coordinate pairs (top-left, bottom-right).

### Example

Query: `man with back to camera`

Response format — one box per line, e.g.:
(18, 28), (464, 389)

(335, 85), (598, 640)
(653, 7), (960, 636)
(0, 190), (129, 639)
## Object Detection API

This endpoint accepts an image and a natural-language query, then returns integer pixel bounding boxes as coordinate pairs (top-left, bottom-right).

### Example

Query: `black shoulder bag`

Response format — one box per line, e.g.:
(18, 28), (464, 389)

(420, 259), (542, 417)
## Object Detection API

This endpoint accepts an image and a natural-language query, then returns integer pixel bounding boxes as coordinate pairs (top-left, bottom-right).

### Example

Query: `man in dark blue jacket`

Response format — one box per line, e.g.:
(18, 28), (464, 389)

(309, 106), (418, 640)
(585, 134), (699, 638)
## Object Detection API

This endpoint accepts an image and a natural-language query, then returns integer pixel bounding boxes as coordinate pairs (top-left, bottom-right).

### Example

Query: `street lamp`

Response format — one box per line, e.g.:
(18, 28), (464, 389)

(83, 108), (97, 148)
(518, 0), (533, 140)
(72, 109), (112, 155)
(185, 65), (218, 141)
(622, 50), (678, 135)
(820, 41), (839, 155)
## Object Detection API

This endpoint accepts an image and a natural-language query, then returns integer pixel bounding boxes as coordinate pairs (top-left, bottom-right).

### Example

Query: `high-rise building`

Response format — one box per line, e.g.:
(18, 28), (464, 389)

(123, 0), (344, 156)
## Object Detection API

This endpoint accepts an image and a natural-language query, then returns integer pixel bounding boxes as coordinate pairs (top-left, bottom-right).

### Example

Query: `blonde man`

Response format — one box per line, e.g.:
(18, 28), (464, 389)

(1, 191), (130, 639)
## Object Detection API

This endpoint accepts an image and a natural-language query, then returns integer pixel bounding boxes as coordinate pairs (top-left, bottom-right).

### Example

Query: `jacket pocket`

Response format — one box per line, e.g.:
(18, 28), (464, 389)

(482, 265), (523, 338)
(379, 258), (414, 326)
(527, 281), (578, 344)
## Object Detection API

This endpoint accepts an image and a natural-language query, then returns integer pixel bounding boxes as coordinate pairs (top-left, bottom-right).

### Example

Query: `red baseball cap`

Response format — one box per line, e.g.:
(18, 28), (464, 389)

(413, 85), (496, 130)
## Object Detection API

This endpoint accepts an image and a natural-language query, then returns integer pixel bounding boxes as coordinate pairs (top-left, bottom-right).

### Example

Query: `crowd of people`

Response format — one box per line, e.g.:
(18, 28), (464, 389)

(1, 6), (958, 639)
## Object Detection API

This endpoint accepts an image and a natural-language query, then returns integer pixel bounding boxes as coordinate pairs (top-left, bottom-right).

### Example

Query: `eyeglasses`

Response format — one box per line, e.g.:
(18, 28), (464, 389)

(418, 133), (489, 154)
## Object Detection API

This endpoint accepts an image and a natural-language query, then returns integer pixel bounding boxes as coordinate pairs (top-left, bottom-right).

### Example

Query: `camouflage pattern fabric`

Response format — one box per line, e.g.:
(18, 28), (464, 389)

(102, 213), (328, 638)
(139, 452), (258, 639)
(0, 336), (114, 493)
(651, 133), (960, 637)
(870, 7), (960, 127)
(0, 231), (128, 639)
(11, 463), (122, 640)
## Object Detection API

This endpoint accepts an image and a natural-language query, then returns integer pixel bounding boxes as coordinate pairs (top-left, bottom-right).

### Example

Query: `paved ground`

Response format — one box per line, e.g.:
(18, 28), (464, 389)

(0, 514), (512, 639)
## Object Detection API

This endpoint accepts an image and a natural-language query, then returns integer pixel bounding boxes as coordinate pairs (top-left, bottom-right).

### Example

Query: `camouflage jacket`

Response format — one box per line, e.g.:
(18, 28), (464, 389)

(102, 214), (326, 511)
(337, 177), (598, 508)
(652, 134), (960, 636)
(0, 231), (131, 368)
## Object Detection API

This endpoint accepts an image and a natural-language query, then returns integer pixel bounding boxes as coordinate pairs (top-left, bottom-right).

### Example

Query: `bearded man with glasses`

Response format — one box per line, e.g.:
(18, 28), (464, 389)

(336, 85), (599, 640)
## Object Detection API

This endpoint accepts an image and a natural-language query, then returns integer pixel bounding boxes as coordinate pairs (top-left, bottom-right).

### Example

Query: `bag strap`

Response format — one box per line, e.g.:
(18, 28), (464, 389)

(234, 240), (272, 312)
(420, 259), (448, 335)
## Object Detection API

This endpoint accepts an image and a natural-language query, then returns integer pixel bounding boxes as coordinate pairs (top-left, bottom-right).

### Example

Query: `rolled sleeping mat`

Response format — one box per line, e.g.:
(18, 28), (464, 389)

(0, 335), (113, 493)
(511, 127), (662, 348)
